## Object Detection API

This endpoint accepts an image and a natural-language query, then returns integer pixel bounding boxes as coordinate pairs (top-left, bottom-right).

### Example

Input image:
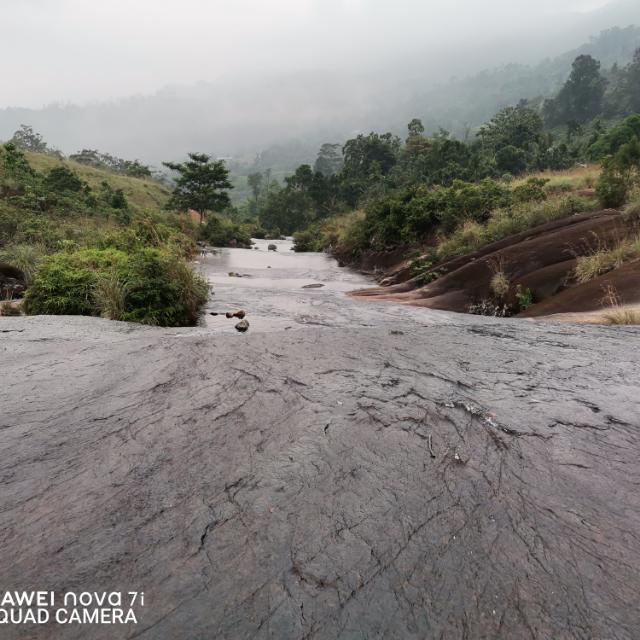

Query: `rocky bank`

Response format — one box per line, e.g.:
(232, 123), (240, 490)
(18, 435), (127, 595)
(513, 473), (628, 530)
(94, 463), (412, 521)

(1, 313), (639, 639)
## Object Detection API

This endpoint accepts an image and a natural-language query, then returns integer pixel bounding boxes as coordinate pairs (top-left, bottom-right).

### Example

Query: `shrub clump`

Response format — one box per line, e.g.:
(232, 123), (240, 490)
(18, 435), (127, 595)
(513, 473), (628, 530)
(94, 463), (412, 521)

(23, 248), (208, 326)
(596, 165), (629, 208)
(201, 214), (251, 247)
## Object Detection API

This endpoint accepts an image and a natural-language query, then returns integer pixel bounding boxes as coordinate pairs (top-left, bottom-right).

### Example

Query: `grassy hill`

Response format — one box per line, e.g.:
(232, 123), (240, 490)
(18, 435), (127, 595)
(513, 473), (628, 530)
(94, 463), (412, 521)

(0, 145), (207, 326)
(24, 152), (171, 211)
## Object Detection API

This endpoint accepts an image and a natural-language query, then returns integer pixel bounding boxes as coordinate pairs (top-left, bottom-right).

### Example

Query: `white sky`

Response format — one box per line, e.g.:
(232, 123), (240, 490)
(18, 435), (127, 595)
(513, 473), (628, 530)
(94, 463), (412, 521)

(0, 0), (622, 107)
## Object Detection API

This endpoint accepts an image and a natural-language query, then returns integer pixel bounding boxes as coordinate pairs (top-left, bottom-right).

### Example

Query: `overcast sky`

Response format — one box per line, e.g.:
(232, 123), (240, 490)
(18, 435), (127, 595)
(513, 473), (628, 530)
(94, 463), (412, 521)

(0, 0), (622, 108)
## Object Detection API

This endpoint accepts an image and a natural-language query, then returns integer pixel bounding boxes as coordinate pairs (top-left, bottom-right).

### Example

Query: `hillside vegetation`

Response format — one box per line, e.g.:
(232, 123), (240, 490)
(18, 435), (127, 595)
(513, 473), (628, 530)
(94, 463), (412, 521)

(272, 45), (640, 322)
(0, 143), (209, 326)
(25, 152), (171, 210)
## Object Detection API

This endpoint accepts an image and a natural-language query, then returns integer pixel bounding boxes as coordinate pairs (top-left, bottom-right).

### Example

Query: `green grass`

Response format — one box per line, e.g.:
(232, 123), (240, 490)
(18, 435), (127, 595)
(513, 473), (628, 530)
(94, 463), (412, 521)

(437, 195), (597, 260)
(25, 152), (170, 211)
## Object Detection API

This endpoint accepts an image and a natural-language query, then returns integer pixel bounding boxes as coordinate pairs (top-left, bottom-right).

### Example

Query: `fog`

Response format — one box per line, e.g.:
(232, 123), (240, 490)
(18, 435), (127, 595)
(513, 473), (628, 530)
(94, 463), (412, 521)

(1, 0), (639, 166)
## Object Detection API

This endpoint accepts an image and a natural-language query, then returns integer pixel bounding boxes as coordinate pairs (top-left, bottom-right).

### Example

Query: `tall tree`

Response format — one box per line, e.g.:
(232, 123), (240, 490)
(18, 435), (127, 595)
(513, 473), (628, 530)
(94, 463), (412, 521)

(314, 143), (343, 177)
(163, 153), (232, 222)
(11, 125), (48, 153)
(478, 105), (544, 153)
(247, 172), (263, 215)
(407, 118), (425, 140)
(544, 55), (606, 125)
(342, 132), (401, 179)
(622, 48), (640, 114)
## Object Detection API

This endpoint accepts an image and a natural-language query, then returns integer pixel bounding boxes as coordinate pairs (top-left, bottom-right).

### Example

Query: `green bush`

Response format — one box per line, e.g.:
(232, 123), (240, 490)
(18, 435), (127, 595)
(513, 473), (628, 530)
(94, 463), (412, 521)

(23, 249), (128, 316)
(116, 248), (208, 326)
(293, 228), (324, 252)
(512, 178), (548, 203)
(588, 115), (640, 160)
(515, 285), (534, 311)
(44, 166), (84, 193)
(596, 165), (629, 208)
(201, 214), (251, 247)
(24, 247), (208, 326)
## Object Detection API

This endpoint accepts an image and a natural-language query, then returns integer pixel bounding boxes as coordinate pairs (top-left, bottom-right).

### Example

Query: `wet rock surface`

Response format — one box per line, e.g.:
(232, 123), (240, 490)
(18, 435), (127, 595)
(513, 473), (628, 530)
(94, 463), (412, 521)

(1, 314), (640, 639)
(352, 210), (640, 315)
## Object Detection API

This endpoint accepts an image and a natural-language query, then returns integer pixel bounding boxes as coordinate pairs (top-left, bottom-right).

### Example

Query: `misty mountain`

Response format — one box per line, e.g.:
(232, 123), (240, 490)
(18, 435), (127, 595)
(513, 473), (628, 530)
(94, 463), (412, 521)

(1, 0), (639, 172)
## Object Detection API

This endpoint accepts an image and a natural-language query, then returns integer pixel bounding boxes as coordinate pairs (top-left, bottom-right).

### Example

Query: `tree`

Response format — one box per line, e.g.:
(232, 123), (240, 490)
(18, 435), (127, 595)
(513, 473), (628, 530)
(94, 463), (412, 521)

(495, 146), (527, 175)
(407, 118), (425, 139)
(247, 172), (263, 215)
(340, 132), (401, 206)
(11, 125), (48, 153)
(544, 55), (606, 125)
(395, 128), (479, 186)
(342, 133), (401, 179)
(163, 153), (233, 223)
(478, 106), (544, 153)
(314, 143), (343, 177)
(1, 143), (35, 180)
(619, 48), (640, 114)
(70, 149), (151, 178)
(259, 186), (313, 234)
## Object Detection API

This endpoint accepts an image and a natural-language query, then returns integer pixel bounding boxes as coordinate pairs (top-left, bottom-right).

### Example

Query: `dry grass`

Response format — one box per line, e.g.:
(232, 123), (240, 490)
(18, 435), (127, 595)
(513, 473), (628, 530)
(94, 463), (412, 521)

(574, 244), (629, 283)
(623, 198), (640, 221)
(603, 308), (640, 325)
(0, 300), (22, 316)
(511, 165), (601, 191)
(490, 271), (510, 298)
(574, 235), (640, 284)
(600, 285), (640, 325)
(487, 257), (510, 299)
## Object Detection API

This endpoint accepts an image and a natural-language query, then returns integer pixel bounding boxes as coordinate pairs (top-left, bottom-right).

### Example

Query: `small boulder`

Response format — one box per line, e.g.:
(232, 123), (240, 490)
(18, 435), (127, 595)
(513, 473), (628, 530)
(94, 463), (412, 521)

(268, 244), (277, 252)
(235, 319), (250, 333)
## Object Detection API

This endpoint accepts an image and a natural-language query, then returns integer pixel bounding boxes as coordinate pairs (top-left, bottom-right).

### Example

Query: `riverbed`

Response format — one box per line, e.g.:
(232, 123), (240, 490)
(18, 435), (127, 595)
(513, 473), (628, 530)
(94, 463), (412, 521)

(195, 238), (447, 332)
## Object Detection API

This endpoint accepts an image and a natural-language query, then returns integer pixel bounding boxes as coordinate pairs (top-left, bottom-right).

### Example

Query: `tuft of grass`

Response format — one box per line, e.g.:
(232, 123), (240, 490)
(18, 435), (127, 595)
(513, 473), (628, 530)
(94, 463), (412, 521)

(574, 237), (640, 284)
(94, 272), (129, 321)
(574, 245), (628, 283)
(490, 271), (510, 298)
(623, 199), (640, 222)
(487, 257), (511, 299)
(599, 286), (640, 325)
(604, 308), (640, 325)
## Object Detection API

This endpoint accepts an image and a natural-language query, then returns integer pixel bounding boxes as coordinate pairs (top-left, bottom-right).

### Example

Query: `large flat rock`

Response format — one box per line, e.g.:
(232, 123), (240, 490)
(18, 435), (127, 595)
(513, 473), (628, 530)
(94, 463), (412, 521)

(1, 316), (639, 639)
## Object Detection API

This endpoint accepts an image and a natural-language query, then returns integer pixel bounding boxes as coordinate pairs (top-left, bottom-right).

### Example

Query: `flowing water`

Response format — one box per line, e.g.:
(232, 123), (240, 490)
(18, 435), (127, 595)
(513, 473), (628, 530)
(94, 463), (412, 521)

(195, 238), (446, 333)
